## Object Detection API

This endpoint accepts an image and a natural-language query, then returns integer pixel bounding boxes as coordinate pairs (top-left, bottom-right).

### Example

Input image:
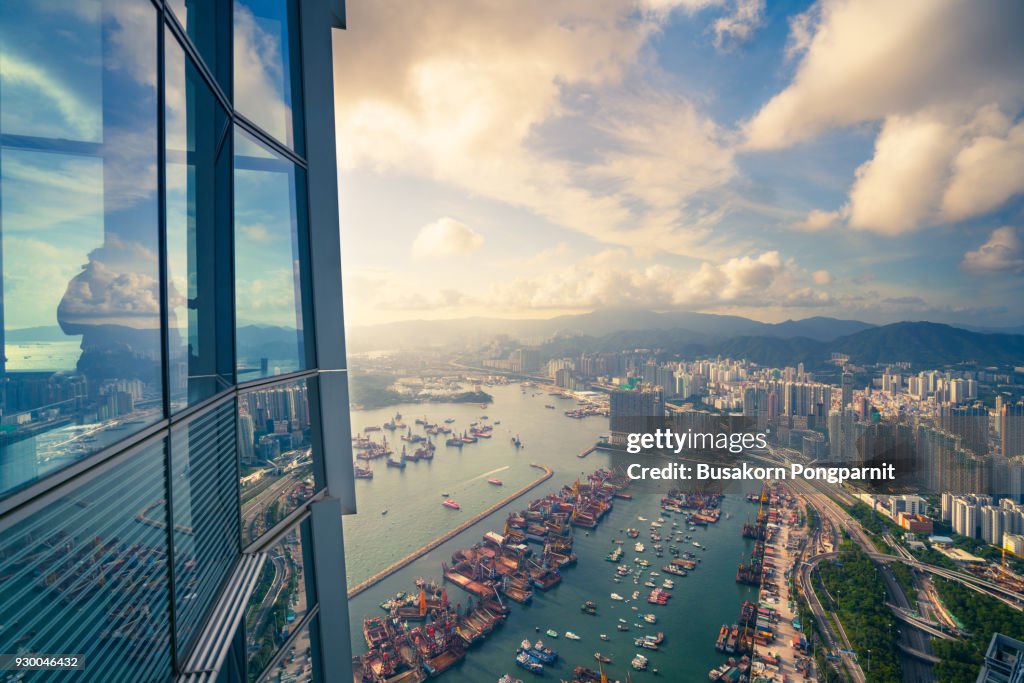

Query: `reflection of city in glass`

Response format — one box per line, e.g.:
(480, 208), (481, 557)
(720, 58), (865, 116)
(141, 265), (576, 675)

(239, 378), (320, 545)
(244, 522), (315, 681)
(0, 0), (163, 497)
(0, 0), (349, 680)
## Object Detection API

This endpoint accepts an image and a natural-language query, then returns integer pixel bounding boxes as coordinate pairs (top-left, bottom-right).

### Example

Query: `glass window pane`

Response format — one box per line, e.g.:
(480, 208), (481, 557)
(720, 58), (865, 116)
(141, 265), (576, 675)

(166, 30), (234, 412)
(244, 520), (316, 681)
(239, 377), (318, 545)
(166, 0), (226, 85)
(0, 441), (171, 682)
(0, 0), (163, 498)
(171, 401), (240, 661)
(233, 0), (304, 151)
(233, 128), (311, 380)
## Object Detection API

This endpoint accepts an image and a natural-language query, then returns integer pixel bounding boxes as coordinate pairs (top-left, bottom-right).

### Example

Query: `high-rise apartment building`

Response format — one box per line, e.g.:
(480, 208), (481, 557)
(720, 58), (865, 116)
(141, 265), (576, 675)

(0, 1), (354, 680)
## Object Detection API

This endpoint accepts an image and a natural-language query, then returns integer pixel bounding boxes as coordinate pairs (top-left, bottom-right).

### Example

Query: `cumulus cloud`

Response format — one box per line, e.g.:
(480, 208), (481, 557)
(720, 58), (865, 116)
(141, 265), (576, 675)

(746, 0), (1024, 234)
(411, 217), (484, 260)
(961, 227), (1024, 275)
(333, 1), (738, 258)
(744, 0), (1024, 150)
(845, 112), (959, 234)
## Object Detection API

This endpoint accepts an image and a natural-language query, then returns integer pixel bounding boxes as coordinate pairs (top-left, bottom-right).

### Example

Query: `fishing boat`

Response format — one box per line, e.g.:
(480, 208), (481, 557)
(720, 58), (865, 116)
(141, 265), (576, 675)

(610, 593), (623, 601)
(593, 653), (612, 664)
(545, 629), (559, 638)
(498, 675), (523, 683)
(642, 613), (657, 624)
(631, 654), (649, 671)
(442, 499), (461, 510)
(599, 634), (609, 641)
(386, 457), (406, 469)
(565, 632), (581, 641)
(581, 601), (598, 615)
(514, 652), (543, 674)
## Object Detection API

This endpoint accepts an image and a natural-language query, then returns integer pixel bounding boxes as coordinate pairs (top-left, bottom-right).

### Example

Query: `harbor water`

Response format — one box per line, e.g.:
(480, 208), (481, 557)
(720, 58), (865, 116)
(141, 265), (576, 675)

(345, 384), (762, 681)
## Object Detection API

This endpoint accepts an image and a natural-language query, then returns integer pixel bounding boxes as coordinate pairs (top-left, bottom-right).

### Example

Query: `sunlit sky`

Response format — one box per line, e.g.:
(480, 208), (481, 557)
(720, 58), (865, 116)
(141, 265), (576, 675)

(332, 0), (1024, 329)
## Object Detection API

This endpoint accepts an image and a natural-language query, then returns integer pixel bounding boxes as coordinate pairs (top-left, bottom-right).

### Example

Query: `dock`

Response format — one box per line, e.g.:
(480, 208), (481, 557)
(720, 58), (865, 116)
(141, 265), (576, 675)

(347, 463), (554, 598)
(577, 446), (596, 459)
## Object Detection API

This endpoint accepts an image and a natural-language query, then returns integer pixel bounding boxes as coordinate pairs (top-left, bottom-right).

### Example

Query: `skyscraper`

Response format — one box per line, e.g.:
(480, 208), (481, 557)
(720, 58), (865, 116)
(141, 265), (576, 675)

(0, 1), (354, 680)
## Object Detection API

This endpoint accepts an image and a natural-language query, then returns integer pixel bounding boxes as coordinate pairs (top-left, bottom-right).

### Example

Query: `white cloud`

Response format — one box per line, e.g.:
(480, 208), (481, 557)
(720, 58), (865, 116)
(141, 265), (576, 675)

(941, 117), (1024, 222)
(962, 227), (1024, 275)
(712, 0), (765, 50)
(812, 270), (833, 285)
(744, 0), (1024, 150)
(748, 0), (1024, 234)
(845, 112), (958, 234)
(793, 207), (845, 232)
(411, 217), (484, 260)
(333, 1), (738, 258)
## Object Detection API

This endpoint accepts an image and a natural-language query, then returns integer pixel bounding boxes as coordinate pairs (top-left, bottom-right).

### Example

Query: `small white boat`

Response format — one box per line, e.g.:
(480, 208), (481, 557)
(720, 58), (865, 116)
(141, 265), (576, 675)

(610, 593), (623, 601)
(599, 634), (610, 641)
(565, 632), (581, 640)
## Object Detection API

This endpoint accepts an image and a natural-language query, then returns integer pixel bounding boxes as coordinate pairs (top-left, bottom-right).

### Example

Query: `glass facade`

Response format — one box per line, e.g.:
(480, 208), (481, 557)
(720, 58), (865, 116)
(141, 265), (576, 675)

(0, 1), (350, 681)
(0, 0), (163, 497)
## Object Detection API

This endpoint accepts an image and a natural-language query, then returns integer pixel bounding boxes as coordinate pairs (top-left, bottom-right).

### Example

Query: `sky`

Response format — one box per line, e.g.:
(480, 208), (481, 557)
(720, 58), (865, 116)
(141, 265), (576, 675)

(332, 0), (1024, 329)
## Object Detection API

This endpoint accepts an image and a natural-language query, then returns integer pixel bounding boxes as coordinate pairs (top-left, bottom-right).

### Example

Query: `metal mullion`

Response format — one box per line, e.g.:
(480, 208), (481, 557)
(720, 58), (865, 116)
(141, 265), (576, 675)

(156, 8), (183, 674)
(237, 367), (318, 393)
(242, 496), (320, 555)
(164, 10), (233, 121)
(234, 112), (308, 169)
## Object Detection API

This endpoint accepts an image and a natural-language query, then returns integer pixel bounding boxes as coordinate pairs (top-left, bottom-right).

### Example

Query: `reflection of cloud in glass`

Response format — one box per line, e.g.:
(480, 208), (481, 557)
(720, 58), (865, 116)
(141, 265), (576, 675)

(234, 2), (293, 147)
(57, 236), (166, 331)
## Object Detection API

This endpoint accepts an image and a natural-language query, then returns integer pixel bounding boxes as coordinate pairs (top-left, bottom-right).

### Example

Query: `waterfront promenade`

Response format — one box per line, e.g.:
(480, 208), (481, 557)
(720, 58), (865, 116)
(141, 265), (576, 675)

(346, 463), (554, 598)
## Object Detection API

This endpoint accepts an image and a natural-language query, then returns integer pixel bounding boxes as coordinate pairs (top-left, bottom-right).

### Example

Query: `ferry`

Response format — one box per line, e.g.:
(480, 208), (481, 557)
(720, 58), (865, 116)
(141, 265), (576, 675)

(442, 499), (461, 510)
(488, 478), (503, 486)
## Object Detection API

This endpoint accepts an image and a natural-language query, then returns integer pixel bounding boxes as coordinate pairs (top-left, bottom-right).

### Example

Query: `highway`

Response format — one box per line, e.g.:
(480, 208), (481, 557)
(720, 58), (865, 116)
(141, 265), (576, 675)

(792, 478), (935, 681)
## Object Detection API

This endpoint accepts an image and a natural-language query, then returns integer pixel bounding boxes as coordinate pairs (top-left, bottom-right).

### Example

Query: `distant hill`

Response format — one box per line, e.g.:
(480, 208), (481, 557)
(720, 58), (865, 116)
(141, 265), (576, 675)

(347, 309), (878, 350)
(539, 321), (1024, 368)
(827, 322), (1024, 366)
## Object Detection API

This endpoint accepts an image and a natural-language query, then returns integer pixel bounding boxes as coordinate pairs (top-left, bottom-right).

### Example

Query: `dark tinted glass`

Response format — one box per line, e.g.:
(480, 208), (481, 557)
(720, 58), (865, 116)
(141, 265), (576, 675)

(0, 0), (163, 498)
(167, 0), (228, 85)
(233, 129), (311, 380)
(244, 520), (316, 681)
(233, 0), (304, 151)
(165, 29), (234, 412)
(0, 441), (171, 682)
(239, 377), (319, 544)
(171, 401), (241, 660)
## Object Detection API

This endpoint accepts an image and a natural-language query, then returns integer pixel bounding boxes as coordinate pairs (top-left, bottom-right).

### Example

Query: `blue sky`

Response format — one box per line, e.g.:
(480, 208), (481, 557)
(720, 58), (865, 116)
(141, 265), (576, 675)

(332, 0), (1024, 328)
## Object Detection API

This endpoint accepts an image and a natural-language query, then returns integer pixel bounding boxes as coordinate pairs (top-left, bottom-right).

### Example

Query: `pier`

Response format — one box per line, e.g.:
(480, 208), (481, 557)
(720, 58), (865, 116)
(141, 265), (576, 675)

(346, 463), (554, 598)
(577, 446), (596, 459)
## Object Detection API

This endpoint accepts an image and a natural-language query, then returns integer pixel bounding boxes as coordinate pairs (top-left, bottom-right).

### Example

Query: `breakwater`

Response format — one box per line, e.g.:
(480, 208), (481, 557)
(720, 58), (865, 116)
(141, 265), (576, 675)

(346, 463), (554, 598)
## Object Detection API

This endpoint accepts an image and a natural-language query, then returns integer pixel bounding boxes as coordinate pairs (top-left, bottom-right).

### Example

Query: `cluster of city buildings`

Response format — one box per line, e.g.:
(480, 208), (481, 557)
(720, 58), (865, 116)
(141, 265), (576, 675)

(942, 494), (1024, 555)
